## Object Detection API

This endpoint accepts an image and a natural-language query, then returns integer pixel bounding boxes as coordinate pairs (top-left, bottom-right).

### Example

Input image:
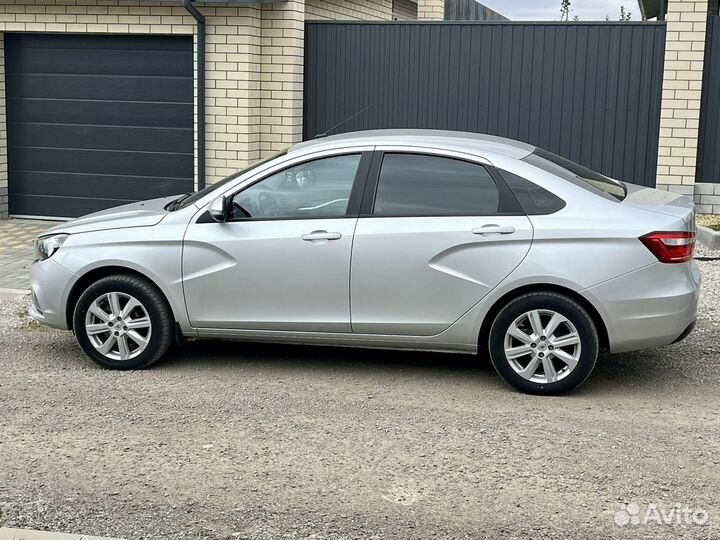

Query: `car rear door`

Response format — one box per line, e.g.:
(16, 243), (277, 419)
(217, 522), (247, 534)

(350, 149), (533, 336)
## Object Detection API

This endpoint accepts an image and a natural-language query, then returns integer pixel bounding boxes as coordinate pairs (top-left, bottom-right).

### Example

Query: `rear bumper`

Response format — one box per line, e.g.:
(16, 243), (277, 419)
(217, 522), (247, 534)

(671, 320), (696, 345)
(585, 260), (700, 353)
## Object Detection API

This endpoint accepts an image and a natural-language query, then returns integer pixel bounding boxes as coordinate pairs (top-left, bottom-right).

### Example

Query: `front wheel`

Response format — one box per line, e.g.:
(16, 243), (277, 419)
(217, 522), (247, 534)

(488, 292), (599, 395)
(73, 274), (174, 369)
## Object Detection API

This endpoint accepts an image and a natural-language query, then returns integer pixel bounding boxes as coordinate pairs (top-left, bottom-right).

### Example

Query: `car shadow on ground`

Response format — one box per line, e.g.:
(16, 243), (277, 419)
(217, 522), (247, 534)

(150, 336), (701, 395)
(160, 338), (496, 378)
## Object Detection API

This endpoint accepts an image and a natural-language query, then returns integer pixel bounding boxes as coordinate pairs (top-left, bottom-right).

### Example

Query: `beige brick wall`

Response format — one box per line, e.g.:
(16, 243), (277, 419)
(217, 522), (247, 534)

(259, 0), (305, 156)
(0, 0), (196, 36)
(417, 0), (443, 20)
(306, 0), (392, 20)
(695, 183), (720, 214)
(203, 4), (264, 180)
(655, 0), (708, 196)
(392, 0), (416, 20)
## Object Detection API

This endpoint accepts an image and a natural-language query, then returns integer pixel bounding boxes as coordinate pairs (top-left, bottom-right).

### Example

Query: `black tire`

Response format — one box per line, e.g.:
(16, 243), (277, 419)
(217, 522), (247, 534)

(488, 292), (598, 395)
(73, 274), (174, 370)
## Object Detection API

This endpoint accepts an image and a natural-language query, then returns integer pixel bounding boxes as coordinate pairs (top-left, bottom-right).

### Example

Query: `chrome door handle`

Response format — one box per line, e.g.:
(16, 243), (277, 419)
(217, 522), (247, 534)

(301, 230), (342, 242)
(472, 225), (516, 235)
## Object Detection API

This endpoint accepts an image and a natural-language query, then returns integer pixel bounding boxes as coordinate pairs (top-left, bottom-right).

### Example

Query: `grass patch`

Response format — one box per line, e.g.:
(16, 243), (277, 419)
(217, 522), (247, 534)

(696, 213), (720, 231)
(20, 319), (53, 332)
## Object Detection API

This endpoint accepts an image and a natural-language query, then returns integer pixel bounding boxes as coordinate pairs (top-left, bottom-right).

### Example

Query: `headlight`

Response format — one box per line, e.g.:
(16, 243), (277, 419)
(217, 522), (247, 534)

(34, 234), (69, 261)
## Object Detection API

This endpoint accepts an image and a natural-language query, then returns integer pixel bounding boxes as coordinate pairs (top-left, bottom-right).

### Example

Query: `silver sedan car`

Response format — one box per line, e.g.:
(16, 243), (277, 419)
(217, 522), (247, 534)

(30, 130), (700, 395)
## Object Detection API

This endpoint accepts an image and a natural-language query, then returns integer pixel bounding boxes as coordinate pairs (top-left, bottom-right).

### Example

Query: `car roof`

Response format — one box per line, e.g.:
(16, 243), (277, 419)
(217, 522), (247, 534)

(289, 129), (537, 160)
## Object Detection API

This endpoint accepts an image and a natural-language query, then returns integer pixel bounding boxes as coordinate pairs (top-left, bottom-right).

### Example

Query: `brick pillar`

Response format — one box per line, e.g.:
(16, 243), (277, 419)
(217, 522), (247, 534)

(259, 0), (305, 156)
(655, 0), (708, 196)
(203, 6), (263, 184)
(417, 0), (444, 20)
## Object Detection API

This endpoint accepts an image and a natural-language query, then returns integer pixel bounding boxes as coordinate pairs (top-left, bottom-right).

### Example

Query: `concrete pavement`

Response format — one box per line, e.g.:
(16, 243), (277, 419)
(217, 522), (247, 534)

(0, 219), (55, 291)
(0, 528), (124, 540)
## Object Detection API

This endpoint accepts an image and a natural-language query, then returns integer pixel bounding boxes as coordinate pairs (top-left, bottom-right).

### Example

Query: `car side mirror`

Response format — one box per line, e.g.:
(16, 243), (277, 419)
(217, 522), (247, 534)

(208, 196), (227, 222)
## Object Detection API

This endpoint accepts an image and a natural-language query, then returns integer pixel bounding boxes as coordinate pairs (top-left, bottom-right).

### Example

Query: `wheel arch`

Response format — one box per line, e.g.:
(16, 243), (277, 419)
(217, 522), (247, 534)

(478, 283), (610, 354)
(65, 266), (177, 331)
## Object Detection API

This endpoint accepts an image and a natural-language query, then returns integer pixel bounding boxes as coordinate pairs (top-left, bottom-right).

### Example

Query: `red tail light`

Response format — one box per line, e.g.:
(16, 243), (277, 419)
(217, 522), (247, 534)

(639, 231), (695, 263)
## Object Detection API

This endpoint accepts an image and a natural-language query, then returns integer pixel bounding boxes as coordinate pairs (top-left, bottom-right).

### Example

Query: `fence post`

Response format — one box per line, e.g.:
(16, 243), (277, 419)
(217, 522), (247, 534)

(655, 0), (708, 198)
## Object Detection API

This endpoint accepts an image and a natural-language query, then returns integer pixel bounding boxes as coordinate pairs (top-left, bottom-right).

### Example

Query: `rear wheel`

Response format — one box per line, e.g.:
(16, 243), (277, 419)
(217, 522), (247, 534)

(73, 274), (174, 369)
(488, 292), (598, 395)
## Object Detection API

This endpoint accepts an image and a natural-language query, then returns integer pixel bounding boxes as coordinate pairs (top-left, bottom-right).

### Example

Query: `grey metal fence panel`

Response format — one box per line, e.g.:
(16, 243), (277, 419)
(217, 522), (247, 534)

(697, 16), (720, 184)
(304, 21), (666, 187)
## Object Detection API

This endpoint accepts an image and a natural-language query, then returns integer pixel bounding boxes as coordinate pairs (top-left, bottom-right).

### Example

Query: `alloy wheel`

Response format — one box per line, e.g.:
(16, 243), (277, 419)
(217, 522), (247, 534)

(502, 309), (582, 384)
(84, 292), (152, 361)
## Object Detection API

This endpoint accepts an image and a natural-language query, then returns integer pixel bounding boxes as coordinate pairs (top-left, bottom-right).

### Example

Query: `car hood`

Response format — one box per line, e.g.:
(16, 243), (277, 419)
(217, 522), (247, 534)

(41, 196), (179, 237)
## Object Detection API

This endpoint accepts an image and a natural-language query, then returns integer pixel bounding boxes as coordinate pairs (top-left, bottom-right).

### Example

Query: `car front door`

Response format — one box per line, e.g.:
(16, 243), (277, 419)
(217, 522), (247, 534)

(350, 150), (533, 336)
(183, 151), (371, 332)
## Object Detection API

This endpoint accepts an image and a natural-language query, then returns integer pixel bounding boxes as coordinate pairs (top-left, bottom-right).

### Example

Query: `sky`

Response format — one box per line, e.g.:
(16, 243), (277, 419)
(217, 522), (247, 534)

(480, 0), (643, 21)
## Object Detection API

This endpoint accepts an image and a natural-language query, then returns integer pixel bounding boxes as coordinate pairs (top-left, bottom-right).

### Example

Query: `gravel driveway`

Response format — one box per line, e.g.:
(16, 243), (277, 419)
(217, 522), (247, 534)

(1, 256), (719, 540)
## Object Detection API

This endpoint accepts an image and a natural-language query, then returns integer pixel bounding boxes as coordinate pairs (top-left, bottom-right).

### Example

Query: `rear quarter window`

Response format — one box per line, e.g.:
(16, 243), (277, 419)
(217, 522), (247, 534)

(499, 170), (566, 215)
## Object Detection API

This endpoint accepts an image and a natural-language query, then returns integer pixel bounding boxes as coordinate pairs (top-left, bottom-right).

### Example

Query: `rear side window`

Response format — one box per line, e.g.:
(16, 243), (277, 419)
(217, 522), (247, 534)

(500, 170), (566, 215)
(524, 148), (627, 201)
(373, 153), (501, 216)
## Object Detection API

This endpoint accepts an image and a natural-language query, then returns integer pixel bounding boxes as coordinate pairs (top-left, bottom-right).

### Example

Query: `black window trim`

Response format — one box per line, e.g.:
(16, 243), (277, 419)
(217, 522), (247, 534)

(358, 150), (525, 218)
(199, 150), (374, 223)
(527, 147), (628, 202)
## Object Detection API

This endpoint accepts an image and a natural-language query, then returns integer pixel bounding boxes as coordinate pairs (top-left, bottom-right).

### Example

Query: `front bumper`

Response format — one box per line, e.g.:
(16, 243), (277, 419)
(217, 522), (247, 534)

(585, 260), (701, 353)
(29, 258), (77, 330)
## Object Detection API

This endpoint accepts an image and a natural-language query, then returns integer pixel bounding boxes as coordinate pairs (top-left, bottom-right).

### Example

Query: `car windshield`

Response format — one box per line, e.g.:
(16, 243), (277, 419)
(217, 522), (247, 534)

(523, 148), (627, 202)
(168, 149), (288, 211)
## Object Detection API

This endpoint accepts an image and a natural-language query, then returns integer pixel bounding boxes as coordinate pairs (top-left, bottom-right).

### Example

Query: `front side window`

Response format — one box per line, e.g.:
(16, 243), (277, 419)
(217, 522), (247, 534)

(373, 153), (501, 216)
(171, 149), (288, 211)
(230, 154), (361, 220)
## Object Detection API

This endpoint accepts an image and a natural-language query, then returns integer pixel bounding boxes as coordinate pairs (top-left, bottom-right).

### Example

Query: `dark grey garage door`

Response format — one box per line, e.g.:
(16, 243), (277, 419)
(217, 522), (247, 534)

(5, 33), (194, 218)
